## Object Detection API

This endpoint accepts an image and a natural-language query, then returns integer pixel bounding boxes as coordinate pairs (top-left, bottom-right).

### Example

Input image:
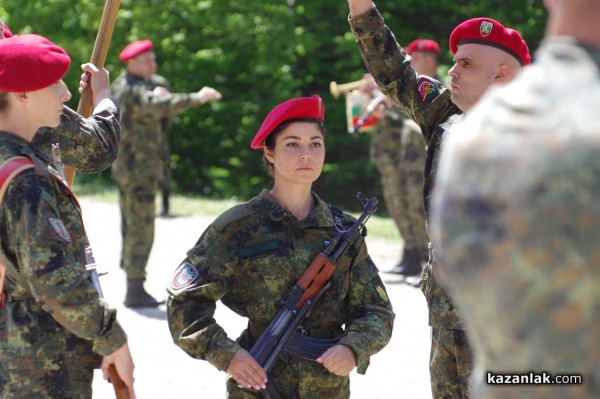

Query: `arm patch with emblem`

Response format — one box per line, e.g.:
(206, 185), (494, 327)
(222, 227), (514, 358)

(417, 76), (442, 102)
(169, 260), (199, 295)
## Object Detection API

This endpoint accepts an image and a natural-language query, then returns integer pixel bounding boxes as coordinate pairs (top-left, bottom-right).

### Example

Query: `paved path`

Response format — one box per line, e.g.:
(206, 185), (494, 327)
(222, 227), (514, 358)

(81, 199), (432, 399)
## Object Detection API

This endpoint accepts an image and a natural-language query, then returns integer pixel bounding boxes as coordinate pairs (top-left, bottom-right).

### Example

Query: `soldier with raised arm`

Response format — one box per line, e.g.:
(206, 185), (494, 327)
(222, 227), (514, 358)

(347, 1), (530, 397)
(431, 0), (600, 397)
(111, 39), (222, 308)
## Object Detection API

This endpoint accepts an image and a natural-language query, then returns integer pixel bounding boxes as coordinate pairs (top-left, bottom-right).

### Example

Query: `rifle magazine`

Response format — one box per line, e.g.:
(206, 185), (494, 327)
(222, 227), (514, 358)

(285, 332), (342, 361)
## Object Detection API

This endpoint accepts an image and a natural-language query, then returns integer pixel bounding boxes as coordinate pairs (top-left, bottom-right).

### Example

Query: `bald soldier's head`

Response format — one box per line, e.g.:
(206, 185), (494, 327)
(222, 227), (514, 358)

(447, 18), (530, 112)
(545, 0), (600, 47)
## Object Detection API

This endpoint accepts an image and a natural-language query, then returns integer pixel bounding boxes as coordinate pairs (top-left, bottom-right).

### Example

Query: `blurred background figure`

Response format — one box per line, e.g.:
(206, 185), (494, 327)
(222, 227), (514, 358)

(111, 39), (222, 308)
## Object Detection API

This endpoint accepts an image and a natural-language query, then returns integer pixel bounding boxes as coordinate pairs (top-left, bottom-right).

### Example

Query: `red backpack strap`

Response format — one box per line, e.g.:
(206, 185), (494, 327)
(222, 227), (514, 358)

(0, 156), (34, 309)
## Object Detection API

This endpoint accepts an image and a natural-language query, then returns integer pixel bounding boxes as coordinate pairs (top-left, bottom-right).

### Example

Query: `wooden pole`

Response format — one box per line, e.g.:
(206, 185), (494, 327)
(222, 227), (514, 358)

(65, 0), (121, 185)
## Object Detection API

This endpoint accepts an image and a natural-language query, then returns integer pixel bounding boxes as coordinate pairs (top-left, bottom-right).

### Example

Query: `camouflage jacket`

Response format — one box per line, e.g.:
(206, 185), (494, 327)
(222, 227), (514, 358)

(31, 98), (121, 173)
(432, 38), (600, 399)
(111, 71), (203, 182)
(167, 190), (394, 375)
(0, 132), (127, 369)
(350, 7), (463, 328)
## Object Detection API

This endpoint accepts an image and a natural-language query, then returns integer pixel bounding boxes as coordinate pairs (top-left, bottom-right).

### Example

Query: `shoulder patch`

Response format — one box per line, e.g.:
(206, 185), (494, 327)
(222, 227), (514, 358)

(170, 261), (199, 292)
(48, 217), (72, 243)
(212, 203), (253, 232)
(376, 285), (390, 303)
(417, 76), (441, 102)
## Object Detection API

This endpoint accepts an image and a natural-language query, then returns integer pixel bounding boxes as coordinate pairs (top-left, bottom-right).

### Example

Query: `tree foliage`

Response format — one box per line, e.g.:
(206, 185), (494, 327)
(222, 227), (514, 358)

(1, 0), (547, 211)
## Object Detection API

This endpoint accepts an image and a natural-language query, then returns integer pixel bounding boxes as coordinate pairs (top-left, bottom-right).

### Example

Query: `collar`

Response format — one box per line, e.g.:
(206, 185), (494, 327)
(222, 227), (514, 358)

(258, 189), (337, 228)
(125, 71), (149, 83)
(0, 131), (30, 150)
(0, 131), (53, 166)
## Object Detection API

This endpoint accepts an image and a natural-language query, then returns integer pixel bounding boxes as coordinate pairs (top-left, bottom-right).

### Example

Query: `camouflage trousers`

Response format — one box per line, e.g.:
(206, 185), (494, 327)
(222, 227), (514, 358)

(159, 138), (172, 193)
(0, 363), (94, 399)
(371, 121), (428, 255)
(430, 327), (473, 399)
(115, 177), (157, 280)
(226, 357), (350, 398)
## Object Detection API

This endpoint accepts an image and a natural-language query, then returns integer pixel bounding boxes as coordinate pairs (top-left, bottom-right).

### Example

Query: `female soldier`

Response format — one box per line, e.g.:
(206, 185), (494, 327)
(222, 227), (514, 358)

(0, 34), (135, 398)
(167, 95), (394, 398)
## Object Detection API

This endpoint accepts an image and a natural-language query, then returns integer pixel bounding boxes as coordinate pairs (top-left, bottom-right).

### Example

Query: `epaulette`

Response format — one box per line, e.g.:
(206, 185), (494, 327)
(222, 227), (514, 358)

(212, 203), (254, 232)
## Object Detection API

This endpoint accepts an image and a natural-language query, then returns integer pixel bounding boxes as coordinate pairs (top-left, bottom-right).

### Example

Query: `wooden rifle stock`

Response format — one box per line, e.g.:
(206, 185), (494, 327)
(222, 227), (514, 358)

(109, 364), (130, 399)
(65, 0), (121, 186)
(296, 254), (335, 308)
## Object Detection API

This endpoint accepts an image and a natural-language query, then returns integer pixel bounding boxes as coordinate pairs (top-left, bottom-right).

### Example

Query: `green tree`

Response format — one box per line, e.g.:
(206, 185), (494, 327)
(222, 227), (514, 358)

(1, 0), (547, 212)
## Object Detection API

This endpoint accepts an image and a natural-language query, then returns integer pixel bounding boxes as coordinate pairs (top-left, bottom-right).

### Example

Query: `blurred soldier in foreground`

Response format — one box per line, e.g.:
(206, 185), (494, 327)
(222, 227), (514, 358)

(348, 0), (530, 397)
(111, 39), (222, 308)
(431, 0), (600, 397)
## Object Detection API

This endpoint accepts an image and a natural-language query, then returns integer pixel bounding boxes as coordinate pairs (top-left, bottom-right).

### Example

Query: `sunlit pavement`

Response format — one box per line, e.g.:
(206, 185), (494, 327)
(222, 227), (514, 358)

(83, 199), (432, 399)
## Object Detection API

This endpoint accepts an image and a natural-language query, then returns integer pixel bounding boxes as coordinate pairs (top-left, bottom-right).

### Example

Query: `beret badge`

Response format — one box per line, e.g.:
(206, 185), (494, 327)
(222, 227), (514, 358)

(480, 21), (493, 38)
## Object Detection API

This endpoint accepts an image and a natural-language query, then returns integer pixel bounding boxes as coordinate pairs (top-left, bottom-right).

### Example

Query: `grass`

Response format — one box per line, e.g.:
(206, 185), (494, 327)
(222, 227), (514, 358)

(75, 183), (402, 242)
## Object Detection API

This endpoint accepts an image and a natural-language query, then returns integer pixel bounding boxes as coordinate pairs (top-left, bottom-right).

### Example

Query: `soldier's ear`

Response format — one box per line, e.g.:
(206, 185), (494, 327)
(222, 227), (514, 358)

(264, 147), (275, 163)
(11, 92), (28, 103)
(494, 64), (513, 83)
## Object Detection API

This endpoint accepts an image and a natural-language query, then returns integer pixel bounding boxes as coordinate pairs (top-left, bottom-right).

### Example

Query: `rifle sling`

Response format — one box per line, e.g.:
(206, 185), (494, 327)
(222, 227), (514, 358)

(0, 157), (35, 308)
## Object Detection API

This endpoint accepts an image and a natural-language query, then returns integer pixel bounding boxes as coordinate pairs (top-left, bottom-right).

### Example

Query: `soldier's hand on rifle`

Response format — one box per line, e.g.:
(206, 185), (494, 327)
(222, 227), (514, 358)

(79, 63), (112, 107)
(316, 344), (356, 376)
(197, 86), (223, 104)
(227, 348), (268, 391)
(101, 343), (137, 399)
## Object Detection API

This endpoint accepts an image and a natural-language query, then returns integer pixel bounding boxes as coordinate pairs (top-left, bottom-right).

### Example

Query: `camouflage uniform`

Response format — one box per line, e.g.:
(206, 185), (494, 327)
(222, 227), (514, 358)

(370, 103), (429, 268)
(31, 101), (121, 173)
(148, 74), (176, 214)
(167, 190), (395, 398)
(432, 38), (600, 399)
(111, 71), (203, 280)
(350, 7), (473, 398)
(0, 113), (127, 397)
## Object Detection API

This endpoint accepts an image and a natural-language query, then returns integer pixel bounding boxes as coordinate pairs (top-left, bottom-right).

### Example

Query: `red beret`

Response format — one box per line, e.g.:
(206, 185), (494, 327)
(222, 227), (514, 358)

(449, 18), (531, 66)
(119, 39), (153, 63)
(0, 34), (71, 92)
(251, 95), (325, 149)
(405, 39), (440, 55)
(1, 21), (13, 38)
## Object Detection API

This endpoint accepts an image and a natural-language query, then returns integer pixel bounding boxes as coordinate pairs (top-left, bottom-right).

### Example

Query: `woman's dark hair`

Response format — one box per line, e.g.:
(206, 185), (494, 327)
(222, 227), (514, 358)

(0, 91), (9, 114)
(261, 118), (326, 174)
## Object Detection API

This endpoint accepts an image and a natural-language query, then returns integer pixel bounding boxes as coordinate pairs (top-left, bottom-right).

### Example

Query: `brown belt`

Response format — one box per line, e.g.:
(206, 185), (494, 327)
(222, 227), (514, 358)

(248, 320), (344, 340)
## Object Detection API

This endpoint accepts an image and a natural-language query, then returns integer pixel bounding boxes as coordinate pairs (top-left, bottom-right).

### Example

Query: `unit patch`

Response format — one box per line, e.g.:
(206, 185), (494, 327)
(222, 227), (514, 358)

(376, 286), (389, 303)
(171, 262), (199, 290)
(417, 77), (440, 102)
(48, 217), (71, 243)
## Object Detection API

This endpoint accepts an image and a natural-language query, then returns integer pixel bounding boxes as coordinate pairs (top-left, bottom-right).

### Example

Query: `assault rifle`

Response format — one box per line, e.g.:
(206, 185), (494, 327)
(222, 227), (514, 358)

(249, 192), (378, 399)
